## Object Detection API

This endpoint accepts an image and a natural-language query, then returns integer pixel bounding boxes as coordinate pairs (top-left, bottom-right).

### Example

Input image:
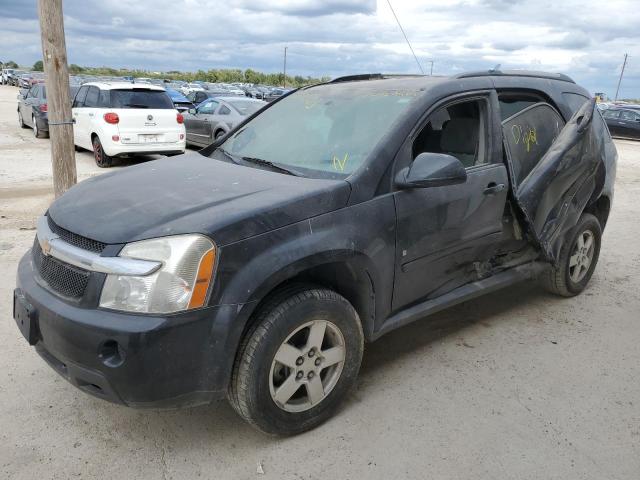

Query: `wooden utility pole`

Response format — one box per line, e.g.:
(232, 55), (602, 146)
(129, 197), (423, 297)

(614, 53), (628, 102)
(38, 0), (76, 198)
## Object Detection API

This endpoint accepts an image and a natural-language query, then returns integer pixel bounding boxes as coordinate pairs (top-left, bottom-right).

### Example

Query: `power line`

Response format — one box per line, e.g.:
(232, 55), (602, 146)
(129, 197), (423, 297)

(385, 0), (425, 74)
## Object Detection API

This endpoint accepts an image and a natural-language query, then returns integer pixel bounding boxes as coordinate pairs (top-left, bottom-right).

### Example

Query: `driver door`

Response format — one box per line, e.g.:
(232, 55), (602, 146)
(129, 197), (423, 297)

(392, 93), (509, 311)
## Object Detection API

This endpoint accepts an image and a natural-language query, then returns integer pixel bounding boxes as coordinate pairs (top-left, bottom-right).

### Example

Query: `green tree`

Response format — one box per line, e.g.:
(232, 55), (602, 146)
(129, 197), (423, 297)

(5, 60), (18, 68)
(69, 64), (84, 74)
(33, 60), (44, 71)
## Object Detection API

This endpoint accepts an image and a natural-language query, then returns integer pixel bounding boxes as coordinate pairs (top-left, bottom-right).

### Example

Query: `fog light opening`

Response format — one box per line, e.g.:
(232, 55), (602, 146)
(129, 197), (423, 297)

(98, 339), (126, 368)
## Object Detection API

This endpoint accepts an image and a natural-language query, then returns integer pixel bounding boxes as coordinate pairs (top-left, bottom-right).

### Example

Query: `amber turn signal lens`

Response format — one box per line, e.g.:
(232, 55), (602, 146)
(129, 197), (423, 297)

(188, 248), (216, 309)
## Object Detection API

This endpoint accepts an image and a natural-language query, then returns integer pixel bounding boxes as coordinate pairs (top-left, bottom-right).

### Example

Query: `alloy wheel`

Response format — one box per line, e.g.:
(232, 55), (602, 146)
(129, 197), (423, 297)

(569, 230), (595, 283)
(269, 320), (346, 413)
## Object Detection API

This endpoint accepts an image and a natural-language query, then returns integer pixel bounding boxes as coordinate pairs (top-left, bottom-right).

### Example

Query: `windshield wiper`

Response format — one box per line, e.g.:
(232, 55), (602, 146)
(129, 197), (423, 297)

(241, 157), (304, 177)
(124, 103), (149, 108)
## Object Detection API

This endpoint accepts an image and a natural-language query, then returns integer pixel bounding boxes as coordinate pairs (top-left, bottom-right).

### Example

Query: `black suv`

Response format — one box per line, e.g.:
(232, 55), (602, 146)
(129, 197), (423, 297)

(13, 71), (616, 435)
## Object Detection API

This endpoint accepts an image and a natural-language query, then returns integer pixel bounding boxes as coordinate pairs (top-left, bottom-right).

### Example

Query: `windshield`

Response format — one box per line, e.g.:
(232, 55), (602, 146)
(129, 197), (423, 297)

(228, 100), (264, 116)
(110, 89), (174, 109)
(166, 89), (189, 102)
(217, 82), (420, 177)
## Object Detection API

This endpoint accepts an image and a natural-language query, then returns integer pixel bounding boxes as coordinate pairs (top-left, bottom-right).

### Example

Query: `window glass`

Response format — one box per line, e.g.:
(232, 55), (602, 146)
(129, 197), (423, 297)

(218, 105), (231, 115)
(412, 99), (486, 168)
(602, 109), (620, 119)
(219, 83), (420, 178)
(73, 86), (88, 108)
(228, 100), (263, 116)
(197, 100), (218, 114)
(502, 103), (565, 186)
(109, 89), (174, 109)
(498, 93), (545, 121)
(562, 92), (589, 114)
(28, 86), (37, 98)
(620, 110), (640, 121)
(84, 86), (100, 107)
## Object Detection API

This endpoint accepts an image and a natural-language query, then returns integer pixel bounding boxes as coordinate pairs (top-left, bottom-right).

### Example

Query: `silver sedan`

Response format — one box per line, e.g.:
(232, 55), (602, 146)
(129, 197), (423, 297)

(183, 96), (266, 147)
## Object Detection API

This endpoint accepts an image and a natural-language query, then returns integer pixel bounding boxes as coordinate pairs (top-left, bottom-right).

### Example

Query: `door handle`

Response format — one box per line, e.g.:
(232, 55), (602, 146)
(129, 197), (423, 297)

(483, 183), (505, 195)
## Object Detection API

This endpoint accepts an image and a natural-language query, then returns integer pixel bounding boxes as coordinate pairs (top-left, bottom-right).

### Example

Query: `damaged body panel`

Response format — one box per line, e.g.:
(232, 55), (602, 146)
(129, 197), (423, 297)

(503, 98), (610, 263)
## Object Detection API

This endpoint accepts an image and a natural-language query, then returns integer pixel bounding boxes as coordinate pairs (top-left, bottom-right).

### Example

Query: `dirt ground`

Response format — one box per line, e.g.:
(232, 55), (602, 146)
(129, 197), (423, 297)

(1, 83), (639, 479)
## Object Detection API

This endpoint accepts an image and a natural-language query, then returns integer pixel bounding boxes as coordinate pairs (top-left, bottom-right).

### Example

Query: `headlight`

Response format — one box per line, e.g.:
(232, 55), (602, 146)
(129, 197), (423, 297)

(99, 235), (216, 314)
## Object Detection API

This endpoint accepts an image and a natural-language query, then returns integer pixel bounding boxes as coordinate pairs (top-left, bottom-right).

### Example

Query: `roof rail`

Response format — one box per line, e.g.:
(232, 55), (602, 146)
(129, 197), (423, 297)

(456, 69), (575, 84)
(330, 73), (385, 83)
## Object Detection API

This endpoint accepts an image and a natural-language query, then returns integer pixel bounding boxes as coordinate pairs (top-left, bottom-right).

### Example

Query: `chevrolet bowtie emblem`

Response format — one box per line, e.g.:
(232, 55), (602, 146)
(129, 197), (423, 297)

(41, 237), (52, 256)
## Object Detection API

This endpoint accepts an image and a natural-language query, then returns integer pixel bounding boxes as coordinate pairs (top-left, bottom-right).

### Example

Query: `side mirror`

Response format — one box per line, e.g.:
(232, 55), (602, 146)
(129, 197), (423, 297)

(395, 153), (467, 189)
(188, 108), (196, 115)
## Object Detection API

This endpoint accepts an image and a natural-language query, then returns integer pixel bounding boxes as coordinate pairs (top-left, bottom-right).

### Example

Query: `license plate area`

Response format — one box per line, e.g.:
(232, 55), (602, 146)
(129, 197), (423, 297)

(138, 134), (163, 143)
(13, 290), (38, 345)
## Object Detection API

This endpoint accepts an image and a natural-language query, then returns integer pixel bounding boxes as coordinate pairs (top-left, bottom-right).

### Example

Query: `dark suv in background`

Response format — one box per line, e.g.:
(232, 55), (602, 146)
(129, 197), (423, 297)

(13, 70), (616, 435)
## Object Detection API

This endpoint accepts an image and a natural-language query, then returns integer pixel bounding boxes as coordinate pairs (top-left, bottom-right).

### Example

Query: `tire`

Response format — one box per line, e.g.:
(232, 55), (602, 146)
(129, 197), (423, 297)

(92, 136), (113, 168)
(541, 213), (602, 297)
(18, 111), (27, 128)
(33, 116), (47, 138)
(229, 286), (364, 436)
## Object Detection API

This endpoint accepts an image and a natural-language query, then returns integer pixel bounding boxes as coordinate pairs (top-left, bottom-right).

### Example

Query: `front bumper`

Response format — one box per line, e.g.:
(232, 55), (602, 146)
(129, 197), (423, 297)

(14, 252), (243, 408)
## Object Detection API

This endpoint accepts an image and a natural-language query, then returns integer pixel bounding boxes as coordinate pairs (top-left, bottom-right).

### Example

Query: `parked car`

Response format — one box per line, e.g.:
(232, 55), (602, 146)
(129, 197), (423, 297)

(186, 89), (229, 105)
(13, 71), (615, 436)
(8, 70), (26, 86)
(180, 83), (205, 95)
(165, 88), (195, 112)
(1, 68), (16, 85)
(183, 96), (266, 146)
(16, 83), (79, 138)
(264, 87), (292, 102)
(70, 82), (186, 167)
(602, 107), (640, 140)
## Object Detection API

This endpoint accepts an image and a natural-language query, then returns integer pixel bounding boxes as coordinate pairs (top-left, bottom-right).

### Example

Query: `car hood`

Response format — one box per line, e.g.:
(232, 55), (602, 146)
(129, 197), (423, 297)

(48, 152), (351, 246)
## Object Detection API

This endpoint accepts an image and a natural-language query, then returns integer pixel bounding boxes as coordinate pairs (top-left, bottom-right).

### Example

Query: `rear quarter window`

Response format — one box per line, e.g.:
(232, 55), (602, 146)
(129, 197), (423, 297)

(502, 103), (565, 186)
(562, 92), (590, 115)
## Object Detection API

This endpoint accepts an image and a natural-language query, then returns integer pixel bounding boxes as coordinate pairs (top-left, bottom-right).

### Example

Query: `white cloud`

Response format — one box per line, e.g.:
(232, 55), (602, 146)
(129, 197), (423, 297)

(1, 0), (639, 97)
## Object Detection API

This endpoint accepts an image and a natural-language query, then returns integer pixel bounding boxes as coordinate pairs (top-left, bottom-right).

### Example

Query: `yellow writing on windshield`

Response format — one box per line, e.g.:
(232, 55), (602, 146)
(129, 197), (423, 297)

(332, 153), (349, 171)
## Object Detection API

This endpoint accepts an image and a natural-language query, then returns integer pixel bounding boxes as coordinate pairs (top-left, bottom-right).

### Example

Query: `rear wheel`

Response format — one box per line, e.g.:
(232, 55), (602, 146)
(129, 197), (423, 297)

(92, 136), (113, 168)
(18, 110), (27, 128)
(229, 286), (364, 435)
(33, 115), (47, 138)
(541, 213), (601, 297)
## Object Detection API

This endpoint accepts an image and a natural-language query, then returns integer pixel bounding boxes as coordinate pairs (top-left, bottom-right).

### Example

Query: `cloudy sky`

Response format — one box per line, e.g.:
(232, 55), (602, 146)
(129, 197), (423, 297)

(1, 0), (639, 97)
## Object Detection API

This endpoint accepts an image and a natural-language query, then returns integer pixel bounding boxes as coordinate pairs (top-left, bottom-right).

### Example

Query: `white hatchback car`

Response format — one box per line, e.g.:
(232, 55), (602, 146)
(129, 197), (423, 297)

(72, 82), (186, 167)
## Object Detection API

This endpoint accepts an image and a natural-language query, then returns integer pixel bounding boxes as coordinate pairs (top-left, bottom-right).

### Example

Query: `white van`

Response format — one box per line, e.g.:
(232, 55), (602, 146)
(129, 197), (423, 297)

(72, 82), (186, 167)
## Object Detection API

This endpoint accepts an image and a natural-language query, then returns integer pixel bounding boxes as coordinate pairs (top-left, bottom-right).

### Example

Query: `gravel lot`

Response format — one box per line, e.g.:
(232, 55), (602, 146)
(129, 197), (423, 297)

(1, 83), (639, 479)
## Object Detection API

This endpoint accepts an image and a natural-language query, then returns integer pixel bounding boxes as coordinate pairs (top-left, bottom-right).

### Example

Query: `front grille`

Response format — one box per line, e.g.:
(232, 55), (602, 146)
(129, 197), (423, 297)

(47, 216), (106, 253)
(32, 240), (90, 299)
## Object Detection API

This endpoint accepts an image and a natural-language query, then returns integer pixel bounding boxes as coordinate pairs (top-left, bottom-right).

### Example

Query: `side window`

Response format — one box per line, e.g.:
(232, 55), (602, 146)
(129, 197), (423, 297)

(218, 105), (231, 115)
(498, 92), (545, 121)
(621, 110), (640, 121)
(197, 100), (217, 114)
(27, 86), (37, 98)
(73, 86), (88, 108)
(84, 86), (100, 108)
(602, 109), (620, 119)
(412, 98), (487, 168)
(98, 90), (110, 108)
(502, 103), (565, 187)
(196, 92), (206, 104)
(562, 92), (589, 114)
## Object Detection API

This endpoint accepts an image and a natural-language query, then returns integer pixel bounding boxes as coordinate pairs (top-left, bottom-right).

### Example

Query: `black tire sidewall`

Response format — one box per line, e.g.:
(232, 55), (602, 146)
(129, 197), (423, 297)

(243, 292), (363, 435)
(93, 136), (111, 167)
(562, 214), (602, 295)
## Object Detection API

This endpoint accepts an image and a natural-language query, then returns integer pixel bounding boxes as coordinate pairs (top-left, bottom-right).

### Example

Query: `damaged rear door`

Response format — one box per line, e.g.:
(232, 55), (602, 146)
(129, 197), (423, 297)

(502, 98), (606, 264)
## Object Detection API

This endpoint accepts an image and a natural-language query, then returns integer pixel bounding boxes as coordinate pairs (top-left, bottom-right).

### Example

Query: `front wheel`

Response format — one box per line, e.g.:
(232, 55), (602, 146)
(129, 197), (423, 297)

(92, 136), (113, 168)
(229, 286), (364, 435)
(541, 213), (602, 297)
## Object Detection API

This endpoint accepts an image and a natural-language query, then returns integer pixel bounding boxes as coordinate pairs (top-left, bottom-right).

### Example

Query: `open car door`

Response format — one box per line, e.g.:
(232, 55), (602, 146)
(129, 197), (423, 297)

(502, 98), (606, 264)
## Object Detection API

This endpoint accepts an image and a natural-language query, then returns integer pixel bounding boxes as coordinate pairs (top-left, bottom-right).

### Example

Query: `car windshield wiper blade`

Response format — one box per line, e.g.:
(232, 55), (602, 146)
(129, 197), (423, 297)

(124, 103), (149, 108)
(240, 157), (304, 177)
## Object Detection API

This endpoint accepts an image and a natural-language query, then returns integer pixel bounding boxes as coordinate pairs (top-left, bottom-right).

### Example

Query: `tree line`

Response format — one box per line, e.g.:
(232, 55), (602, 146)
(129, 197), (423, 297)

(1, 60), (329, 87)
